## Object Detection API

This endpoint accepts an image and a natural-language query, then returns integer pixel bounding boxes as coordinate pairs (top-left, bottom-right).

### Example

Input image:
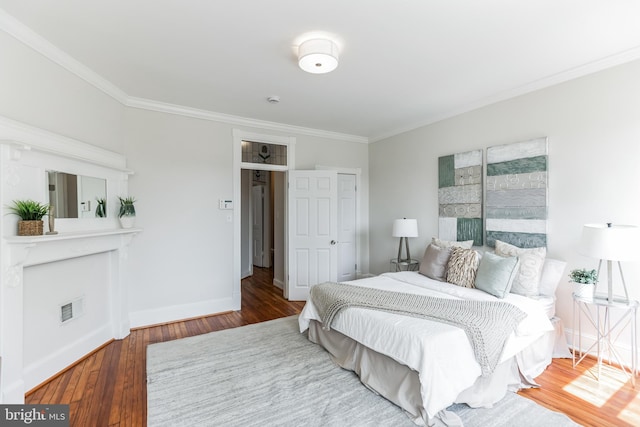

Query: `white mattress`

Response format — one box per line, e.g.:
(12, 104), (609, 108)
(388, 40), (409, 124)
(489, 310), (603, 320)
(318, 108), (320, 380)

(299, 271), (554, 420)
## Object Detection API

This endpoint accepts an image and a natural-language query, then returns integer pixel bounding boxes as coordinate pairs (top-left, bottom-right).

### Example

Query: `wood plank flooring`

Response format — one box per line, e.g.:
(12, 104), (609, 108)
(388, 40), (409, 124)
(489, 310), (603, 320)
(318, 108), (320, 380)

(27, 267), (639, 426)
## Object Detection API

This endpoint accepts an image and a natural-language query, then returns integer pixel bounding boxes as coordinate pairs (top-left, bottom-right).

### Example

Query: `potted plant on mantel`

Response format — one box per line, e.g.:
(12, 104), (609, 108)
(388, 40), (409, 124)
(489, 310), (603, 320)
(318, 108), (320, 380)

(7, 199), (50, 236)
(118, 196), (136, 229)
(569, 268), (598, 299)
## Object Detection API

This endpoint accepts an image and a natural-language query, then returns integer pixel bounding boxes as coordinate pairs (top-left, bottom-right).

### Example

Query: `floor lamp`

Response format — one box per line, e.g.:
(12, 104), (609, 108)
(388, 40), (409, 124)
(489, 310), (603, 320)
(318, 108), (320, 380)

(579, 223), (640, 303)
(392, 218), (418, 263)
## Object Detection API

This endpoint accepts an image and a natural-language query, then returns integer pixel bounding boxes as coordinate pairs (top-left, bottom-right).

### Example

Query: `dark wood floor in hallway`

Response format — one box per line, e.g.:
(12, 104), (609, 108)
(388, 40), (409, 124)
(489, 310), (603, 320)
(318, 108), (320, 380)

(26, 267), (639, 426)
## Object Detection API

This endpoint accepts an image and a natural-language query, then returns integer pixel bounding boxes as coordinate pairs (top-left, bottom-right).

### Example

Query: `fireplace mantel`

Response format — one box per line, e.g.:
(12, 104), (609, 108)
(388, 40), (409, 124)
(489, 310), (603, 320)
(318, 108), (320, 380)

(5, 228), (141, 269)
(0, 118), (141, 404)
(1, 228), (140, 404)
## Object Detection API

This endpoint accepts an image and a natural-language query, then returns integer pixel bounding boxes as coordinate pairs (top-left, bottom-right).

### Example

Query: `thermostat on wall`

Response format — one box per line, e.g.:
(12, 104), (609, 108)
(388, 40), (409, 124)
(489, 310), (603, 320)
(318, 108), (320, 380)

(219, 199), (233, 210)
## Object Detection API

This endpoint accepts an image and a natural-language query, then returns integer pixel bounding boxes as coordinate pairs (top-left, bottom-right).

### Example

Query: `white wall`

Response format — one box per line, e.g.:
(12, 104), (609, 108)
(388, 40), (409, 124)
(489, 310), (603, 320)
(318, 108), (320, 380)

(369, 59), (640, 359)
(0, 32), (124, 153)
(123, 108), (370, 326)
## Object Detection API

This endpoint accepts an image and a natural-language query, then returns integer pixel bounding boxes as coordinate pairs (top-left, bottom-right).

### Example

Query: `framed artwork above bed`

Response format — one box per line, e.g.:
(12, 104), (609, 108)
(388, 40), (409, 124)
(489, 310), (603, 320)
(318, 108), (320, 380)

(485, 137), (548, 248)
(438, 149), (483, 246)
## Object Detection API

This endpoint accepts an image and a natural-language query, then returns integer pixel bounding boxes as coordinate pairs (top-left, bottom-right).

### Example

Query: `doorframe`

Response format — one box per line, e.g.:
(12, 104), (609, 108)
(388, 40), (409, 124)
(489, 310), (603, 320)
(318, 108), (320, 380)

(315, 165), (363, 278)
(232, 129), (296, 309)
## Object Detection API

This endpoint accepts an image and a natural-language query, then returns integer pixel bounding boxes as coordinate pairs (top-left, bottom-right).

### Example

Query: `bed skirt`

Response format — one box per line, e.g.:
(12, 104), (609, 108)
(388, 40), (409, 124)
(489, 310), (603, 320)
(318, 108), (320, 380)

(308, 318), (566, 426)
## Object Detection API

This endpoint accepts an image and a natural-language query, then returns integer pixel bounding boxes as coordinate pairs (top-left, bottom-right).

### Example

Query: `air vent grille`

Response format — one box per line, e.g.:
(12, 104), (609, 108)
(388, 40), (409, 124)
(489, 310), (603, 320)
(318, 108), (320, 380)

(60, 297), (84, 324)
(60, 303), (73, 323)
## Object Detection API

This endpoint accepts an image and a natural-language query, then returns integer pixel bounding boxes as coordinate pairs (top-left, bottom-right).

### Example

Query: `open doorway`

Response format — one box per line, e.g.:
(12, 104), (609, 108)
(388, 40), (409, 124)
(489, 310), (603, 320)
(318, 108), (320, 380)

(240, 169), (286, 290)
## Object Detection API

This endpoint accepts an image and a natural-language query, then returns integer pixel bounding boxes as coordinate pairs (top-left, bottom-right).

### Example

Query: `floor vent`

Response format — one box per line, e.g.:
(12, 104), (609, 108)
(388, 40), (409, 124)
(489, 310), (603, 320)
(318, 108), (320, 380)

(60, 298), (84, 324)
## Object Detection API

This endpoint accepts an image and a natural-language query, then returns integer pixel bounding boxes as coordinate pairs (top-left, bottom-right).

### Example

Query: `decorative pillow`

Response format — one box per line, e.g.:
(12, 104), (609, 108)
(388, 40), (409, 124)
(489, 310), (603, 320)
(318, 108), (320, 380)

(538, 258), (567, 298)
(446, 247), (480, 288)
(431, 237), (474, 249)
(474, 252), (520, 298)
(419, 244), (452, 281)
(494, 240), (547, 297)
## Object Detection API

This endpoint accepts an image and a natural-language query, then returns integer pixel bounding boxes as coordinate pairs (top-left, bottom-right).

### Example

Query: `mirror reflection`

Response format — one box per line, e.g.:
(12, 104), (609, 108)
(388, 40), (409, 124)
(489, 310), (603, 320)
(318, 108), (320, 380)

(47, 171), (107, 219)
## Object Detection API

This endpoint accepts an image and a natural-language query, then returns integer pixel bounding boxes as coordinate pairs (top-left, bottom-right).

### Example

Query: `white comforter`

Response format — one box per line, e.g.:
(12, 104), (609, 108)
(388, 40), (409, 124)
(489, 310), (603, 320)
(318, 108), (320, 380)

(298, 271), (554, 420)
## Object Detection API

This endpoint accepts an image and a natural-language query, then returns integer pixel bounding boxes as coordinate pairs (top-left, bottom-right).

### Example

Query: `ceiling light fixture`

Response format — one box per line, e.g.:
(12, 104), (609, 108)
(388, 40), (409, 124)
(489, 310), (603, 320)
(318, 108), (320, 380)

(267, 95), (280, 104)
(298, 38), (339, 74)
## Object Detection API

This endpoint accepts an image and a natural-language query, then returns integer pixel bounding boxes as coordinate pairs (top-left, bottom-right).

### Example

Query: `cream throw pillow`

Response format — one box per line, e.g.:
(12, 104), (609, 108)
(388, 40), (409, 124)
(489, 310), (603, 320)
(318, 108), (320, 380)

(431, 237), (474, 249)
(446, 247), (480, 288)
(494, 240), (547, 297)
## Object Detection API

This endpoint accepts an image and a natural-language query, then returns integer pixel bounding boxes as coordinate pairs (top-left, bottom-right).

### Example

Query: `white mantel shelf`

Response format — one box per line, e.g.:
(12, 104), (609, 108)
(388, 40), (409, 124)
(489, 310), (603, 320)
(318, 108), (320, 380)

(4, 228), (141, 243)
(4, 228), (142, 268)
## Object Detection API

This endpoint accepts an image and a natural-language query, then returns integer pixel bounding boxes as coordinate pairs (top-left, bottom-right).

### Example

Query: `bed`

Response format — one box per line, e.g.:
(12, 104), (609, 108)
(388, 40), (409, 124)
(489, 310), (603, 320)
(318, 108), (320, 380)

(298, 243), (569, 427)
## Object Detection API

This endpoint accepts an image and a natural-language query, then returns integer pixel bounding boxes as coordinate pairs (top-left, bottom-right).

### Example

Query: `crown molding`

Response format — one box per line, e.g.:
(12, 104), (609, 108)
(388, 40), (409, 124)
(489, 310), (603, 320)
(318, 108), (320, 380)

(0, 8), (368, 145)
(369, 45), (640, 143)
(126, 97), (369, 144)
(0, 9), (129, 104)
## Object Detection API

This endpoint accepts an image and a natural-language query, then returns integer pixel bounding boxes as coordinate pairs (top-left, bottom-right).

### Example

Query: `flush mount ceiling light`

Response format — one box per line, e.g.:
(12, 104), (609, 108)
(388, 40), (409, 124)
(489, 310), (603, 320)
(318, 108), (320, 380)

(298, 38), (339, 74)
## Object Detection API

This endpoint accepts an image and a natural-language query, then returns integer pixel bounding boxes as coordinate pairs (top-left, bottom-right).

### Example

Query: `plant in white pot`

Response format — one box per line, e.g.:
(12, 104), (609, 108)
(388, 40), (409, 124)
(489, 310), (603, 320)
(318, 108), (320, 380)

(568, 268), (598, 299)
(118, 196), (136, 229)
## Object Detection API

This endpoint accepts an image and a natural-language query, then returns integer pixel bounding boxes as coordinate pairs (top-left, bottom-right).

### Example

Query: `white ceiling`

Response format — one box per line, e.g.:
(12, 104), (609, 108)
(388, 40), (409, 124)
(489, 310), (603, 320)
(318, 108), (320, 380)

(2, 1), (640, 142)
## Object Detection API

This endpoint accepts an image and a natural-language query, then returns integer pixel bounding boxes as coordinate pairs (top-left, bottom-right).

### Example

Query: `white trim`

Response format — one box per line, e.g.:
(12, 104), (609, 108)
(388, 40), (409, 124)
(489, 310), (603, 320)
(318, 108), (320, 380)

(369, 45), (640, 143)
(5, 7), (640, 145)
(0, 9), (128, 104)
(0, 115), (128, 171)
(0, 9), (367, 144)
(233, 129), (296, 307)
(128, 297), (235, 328)
(23, 324), (112, 393)
(565, 327), (638, 371)
(127, 97), (368, 144)
(315, 165), (363, 278)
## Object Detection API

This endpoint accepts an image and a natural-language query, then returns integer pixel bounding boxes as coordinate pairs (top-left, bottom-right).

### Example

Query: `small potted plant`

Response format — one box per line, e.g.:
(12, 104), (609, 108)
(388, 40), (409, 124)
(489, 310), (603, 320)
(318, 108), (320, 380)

(118, 196), (136, 228)
(7, 199), (50, 236)
(95, 197), (107, 218)
(569, 268), (598, 299)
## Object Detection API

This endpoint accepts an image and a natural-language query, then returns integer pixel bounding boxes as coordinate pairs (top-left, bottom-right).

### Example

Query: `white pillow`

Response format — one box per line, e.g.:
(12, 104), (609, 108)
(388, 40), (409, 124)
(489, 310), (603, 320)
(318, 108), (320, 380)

(538, 258), (567, 298)
(432, 237), (474, 249)
(495, 240), (546, 297)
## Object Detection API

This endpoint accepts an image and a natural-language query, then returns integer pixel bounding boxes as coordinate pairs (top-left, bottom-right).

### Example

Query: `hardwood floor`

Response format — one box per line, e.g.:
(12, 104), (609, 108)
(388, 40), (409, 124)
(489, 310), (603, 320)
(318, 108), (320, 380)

(27, 267), (639, 426)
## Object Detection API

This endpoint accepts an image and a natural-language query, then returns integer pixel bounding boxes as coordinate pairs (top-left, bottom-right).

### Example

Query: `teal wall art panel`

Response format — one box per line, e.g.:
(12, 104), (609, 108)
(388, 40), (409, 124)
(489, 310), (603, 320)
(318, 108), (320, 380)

(438, 149), (483, 246)
(485, 137), (548, 248)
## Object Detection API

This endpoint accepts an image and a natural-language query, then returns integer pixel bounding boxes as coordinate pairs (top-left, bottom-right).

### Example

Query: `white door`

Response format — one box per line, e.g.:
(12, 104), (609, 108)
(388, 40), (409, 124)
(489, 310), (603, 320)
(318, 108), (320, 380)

(287, 170), (338, 301)
(337, 174), (357, 281)
(252, 185), (264, 267)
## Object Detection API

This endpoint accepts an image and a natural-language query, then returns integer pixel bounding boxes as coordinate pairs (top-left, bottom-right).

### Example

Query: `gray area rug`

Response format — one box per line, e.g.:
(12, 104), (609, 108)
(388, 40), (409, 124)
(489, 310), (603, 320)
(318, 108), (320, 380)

(147, 316), (580, 426)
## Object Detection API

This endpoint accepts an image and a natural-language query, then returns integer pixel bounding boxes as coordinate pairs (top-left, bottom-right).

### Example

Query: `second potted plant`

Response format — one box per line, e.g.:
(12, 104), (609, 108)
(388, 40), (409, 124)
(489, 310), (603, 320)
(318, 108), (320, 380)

(569, 268), (598, 299)
(118, 196), (136, 228)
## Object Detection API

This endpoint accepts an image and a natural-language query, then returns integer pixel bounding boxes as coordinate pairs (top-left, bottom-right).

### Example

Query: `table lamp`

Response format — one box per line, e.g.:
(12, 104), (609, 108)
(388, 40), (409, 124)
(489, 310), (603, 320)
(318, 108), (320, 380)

(392, 218), (418, 263)
(579, 223), (640, 303)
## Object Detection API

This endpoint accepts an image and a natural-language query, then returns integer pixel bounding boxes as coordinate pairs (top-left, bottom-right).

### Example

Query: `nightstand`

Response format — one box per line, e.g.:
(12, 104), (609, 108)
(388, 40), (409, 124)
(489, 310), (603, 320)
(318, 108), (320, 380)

(572, 293), (638, 386)
(390, 258), (419, 272)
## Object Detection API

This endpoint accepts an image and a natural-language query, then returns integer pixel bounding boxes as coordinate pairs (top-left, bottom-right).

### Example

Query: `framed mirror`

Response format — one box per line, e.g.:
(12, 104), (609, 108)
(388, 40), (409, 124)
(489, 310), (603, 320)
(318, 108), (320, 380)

(47, 171), (107, 219)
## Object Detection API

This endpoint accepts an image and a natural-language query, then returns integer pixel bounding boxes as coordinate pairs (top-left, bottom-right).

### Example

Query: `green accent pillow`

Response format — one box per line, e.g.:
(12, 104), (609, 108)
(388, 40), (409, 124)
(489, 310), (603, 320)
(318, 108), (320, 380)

(475, 252), (520, 298)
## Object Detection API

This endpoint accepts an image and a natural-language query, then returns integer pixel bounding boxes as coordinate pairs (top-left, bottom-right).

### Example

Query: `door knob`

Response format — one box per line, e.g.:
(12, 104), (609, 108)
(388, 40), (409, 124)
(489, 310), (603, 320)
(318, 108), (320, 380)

(330, 240), (337, 245)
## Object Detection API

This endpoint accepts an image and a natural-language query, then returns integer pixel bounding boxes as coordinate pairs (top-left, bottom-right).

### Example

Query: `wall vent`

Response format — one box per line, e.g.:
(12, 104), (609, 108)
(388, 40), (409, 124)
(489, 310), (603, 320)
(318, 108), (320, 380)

(60, 297), (84, 324)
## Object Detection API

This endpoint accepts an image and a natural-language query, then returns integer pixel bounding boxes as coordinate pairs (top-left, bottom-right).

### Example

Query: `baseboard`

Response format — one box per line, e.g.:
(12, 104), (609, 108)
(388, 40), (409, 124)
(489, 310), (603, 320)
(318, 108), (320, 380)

(23, 324), (113, 393)
(564, 327), (638, 369)
(273, 278), (284, 289)
(129, 297), (235, 329)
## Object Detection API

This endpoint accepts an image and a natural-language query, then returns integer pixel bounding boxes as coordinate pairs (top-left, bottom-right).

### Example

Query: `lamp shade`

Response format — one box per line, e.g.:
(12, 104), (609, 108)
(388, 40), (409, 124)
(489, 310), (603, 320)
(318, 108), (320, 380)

(579, 223), (640, 261)
(298, 38), (339, 74)
(392, 219), (418, 238)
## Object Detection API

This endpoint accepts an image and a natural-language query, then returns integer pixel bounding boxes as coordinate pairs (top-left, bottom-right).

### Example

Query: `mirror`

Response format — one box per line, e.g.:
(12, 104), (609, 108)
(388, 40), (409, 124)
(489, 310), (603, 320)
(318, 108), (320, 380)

(47, 171), (107, 219)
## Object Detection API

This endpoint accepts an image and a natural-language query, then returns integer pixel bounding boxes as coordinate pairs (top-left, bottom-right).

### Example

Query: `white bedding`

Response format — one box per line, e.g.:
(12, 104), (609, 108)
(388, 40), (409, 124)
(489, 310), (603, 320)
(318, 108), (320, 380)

(298, 271), (554, 420)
